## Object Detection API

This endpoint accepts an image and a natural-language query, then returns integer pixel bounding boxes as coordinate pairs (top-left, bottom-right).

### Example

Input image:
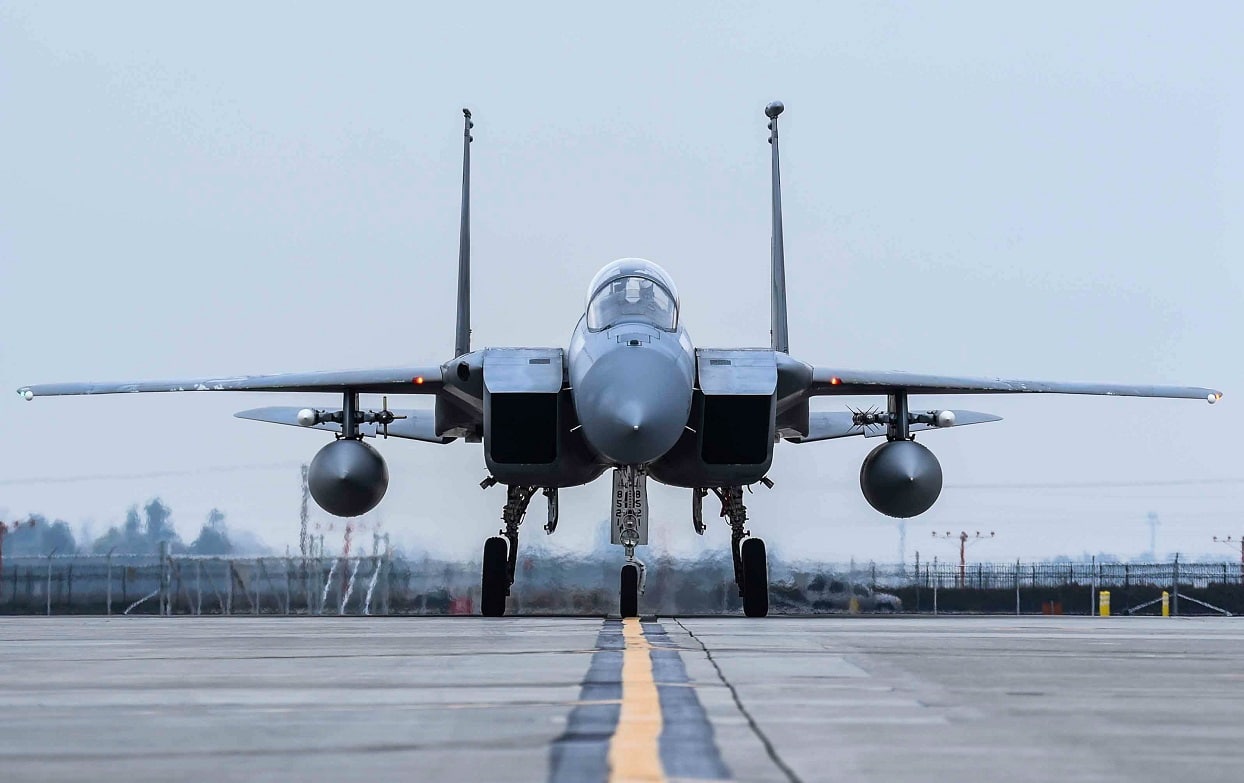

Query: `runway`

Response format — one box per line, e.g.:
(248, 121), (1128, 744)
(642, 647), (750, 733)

(1, 616), (1242, 782)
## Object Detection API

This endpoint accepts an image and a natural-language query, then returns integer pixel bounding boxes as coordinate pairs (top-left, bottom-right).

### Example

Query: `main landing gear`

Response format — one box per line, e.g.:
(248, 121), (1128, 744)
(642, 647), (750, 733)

(480, 483), (556, 617)
(698, 485), (769, 617)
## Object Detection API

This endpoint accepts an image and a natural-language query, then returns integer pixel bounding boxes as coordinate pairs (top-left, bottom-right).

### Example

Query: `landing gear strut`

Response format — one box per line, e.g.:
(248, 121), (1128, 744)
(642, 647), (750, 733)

(712, 485), (769, 617)
(480, 484), (537, 617)
(614, 467), (647, 618)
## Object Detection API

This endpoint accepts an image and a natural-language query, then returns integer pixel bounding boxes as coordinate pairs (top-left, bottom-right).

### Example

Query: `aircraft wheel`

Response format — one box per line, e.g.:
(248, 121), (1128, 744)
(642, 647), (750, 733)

(481, 536), (509, 617)
(620, 564), (640, 618)
(741, 537), (769, 617)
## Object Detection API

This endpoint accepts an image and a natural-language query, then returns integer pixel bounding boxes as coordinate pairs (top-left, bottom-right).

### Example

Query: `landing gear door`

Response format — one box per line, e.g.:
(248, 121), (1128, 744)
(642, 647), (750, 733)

(611, 468), (648, 545)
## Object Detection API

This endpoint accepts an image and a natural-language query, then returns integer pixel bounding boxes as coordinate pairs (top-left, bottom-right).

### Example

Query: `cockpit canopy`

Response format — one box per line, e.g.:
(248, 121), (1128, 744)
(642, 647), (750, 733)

(585, 258), (680, 331)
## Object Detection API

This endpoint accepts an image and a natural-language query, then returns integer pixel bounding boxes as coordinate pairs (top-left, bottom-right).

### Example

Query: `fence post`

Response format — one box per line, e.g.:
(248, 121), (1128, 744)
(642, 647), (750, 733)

(195, 560), (202, 616)
(933, 556), (938, 616)
(45, 548), (58, 616)
(383, 551), (391, 616)
(1172, 554), (1180, 616)
(1015, 560), (1021, 615)
(1090, 556), (1096, 618)
(158, 541), (170, 616)
(106, 547), (115, 616)
(304, 555), (312, 615)
(226, 560), (234, 615)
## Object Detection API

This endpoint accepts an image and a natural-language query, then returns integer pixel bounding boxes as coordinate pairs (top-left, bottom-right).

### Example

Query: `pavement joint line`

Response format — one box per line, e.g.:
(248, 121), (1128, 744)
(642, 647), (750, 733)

(672, 619), (802, 783)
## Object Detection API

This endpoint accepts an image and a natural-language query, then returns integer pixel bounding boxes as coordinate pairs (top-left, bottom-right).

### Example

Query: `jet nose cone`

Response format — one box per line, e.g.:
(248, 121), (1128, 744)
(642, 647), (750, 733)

(575, 348), (692, 465)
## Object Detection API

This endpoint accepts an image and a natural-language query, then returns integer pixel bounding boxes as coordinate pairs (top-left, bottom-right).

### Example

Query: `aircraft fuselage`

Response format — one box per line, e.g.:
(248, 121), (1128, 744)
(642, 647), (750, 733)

(567, 314), (696, 467)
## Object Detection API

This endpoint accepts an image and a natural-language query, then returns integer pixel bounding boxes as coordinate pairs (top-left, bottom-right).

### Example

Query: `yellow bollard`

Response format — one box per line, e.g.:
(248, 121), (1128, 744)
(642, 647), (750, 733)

(1098, 590), (1110, 617)
(1161, 591), (1170, 617)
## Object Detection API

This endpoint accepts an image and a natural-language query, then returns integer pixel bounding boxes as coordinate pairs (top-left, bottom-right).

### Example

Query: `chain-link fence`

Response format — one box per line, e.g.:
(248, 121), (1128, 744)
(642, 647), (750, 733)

(2, 549), (1241, 616)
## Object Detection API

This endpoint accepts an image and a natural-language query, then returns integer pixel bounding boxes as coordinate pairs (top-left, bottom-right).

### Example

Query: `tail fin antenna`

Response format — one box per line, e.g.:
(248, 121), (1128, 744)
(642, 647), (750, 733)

(454, 108), (474, 358)
(766, 101), (790, 354)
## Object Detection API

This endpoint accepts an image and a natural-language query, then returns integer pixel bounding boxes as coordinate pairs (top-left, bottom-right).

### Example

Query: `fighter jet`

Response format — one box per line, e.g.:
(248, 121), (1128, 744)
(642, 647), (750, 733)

(17, 103), (1222, 618)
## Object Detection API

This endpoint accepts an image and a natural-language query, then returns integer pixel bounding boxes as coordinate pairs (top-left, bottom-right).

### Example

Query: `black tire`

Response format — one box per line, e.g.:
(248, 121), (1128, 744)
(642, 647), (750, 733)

(620, 564), (639, 618)
(741, 537), (769, 617)
(481, 536), (509, 617)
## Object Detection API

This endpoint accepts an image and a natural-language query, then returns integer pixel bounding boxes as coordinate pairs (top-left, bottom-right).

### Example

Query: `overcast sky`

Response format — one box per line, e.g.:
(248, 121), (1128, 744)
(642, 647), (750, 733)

(2, 2), (1240, 564)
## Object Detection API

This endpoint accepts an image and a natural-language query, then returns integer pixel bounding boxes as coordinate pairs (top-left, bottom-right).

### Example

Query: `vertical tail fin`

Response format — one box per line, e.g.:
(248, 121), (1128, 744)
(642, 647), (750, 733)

(454, 109), (474, 358)
(766, 101), (790, 354)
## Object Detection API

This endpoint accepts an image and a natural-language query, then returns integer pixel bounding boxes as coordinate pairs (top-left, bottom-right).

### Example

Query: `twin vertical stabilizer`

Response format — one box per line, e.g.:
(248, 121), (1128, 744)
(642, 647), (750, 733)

(766, 101), (790, 355)
(453, 104), (789, 358)
(454, 109), (474, 359)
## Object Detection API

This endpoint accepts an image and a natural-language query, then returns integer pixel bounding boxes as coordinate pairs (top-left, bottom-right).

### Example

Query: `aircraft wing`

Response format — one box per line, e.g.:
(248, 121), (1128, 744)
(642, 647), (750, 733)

(808, 367), (1222, 402)
(17, 366), (444, 398)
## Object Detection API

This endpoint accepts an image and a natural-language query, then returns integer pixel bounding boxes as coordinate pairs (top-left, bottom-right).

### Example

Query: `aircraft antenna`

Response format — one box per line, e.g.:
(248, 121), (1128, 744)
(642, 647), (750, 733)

(766, 101), (790, 354)
(454, 108), (474, 358)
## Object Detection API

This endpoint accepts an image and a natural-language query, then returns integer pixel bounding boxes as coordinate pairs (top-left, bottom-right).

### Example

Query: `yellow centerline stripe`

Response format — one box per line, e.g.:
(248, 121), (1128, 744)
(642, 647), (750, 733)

(607, 618), (666, 783)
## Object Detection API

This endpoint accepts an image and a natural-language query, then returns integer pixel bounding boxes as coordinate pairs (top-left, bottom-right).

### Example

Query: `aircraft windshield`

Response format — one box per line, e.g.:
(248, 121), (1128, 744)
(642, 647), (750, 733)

(587, 275), (678, 331)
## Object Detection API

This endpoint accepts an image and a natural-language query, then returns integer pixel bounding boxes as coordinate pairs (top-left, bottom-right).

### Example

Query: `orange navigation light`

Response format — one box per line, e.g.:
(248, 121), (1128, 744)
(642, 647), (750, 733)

(830, 377), (842, 386)
(413, 376), (425, 385)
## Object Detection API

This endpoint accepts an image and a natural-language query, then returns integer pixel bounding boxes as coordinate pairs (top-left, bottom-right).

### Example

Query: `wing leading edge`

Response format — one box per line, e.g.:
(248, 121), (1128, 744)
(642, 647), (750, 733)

(234, 406), (451, 443)
(17, 366), (444, 398)
(792, 409), (1003, 443)
(808, 367), (1222, 402)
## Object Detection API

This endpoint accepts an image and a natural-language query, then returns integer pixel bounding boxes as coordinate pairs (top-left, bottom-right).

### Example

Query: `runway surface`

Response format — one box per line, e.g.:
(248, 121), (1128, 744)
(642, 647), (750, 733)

(1, 616), (1243, 782)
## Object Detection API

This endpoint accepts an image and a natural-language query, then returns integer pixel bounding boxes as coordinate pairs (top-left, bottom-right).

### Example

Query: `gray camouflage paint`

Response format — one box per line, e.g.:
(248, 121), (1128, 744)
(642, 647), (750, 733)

(16, 104), (1222, 519)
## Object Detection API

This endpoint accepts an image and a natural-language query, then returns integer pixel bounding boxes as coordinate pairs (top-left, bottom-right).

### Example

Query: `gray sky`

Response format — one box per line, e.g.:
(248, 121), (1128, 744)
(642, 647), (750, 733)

(2, 2), (1240, 564)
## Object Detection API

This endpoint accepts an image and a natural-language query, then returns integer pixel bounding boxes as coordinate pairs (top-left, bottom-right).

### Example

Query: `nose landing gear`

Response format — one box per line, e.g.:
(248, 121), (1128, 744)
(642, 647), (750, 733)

(620, 560), (646, 618)
(613, 466), (648, 617)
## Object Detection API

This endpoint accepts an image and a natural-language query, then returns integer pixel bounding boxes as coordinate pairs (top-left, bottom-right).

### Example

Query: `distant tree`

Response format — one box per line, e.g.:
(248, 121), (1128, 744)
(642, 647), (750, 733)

(88, 498), (184, 555)
(2, 514), (77, 556)
(144, 498), (183, 552)
(43, 519), (76, 554)
(189, 508), (233, 555)
(123, 506), (141, 539)
(90, 525), (124, 555)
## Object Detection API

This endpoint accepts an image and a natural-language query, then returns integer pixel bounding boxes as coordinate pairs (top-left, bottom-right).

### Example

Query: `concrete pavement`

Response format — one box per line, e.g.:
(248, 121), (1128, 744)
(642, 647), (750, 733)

(0, 616), (1241, 782)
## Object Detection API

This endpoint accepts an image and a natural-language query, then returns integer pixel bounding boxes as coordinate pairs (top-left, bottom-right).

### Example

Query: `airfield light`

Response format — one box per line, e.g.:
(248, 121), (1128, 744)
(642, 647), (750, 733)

(830, 377), (842, 386)
(413, 376), (425, 385)
(1212, 535), (1244, 570)
(933, 530), (996, 587)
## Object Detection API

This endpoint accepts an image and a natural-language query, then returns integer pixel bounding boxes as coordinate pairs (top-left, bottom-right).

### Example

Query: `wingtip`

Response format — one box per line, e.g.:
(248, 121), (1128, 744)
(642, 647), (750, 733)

(233, 407), (274, 420)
